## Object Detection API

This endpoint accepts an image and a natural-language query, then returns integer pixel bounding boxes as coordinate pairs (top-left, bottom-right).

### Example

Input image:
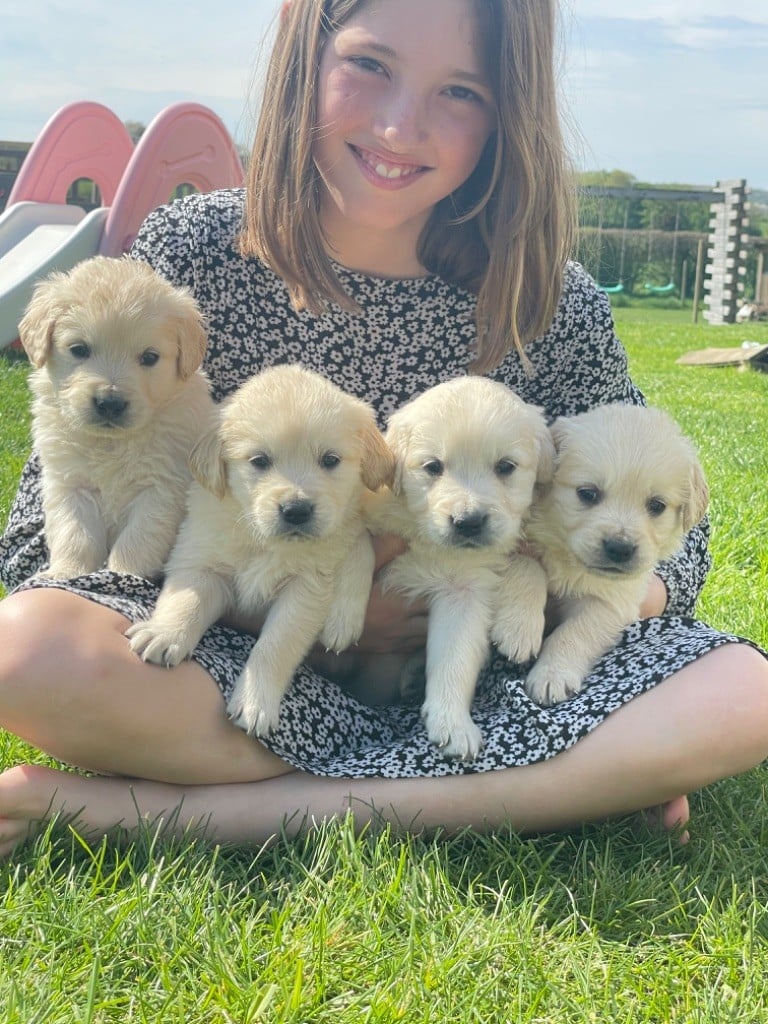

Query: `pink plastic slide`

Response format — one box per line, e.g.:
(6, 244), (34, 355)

(0, 100), (244, 348)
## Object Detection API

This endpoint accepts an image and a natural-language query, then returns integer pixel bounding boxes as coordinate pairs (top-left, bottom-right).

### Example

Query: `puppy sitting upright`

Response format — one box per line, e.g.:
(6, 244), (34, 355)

(525, 403), (709, 706)
(371, 377), (554, 761)
(127, 364), (394, 737)
(19, 255), (214, 580)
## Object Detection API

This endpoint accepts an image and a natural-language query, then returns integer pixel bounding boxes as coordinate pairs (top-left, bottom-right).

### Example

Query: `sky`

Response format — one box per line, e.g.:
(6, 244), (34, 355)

(2, 1), (767, 191)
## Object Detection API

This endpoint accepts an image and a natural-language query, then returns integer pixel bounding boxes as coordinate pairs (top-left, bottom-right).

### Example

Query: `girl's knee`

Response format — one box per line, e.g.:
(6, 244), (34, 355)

(0, 590), (113, 706)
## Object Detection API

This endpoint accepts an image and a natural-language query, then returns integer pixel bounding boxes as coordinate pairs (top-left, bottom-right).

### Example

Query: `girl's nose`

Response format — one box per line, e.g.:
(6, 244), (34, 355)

(376, 90), (428, 149)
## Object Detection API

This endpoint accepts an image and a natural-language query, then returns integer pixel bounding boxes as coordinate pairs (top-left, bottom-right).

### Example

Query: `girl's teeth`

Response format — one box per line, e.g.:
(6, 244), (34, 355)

(375, 163), (403, 179)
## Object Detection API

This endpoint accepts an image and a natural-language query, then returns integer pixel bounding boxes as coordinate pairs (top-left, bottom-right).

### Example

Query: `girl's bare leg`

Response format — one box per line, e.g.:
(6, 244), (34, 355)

(0, 589), (291, 783)
(1, 636), (767, 856)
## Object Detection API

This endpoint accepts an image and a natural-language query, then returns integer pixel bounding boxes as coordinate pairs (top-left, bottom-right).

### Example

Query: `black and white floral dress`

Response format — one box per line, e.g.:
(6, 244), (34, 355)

(1, 189), (763, 778)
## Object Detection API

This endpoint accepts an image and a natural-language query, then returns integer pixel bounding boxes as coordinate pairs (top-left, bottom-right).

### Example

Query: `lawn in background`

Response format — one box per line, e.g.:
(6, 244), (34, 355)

(0, 311), (767, 1022)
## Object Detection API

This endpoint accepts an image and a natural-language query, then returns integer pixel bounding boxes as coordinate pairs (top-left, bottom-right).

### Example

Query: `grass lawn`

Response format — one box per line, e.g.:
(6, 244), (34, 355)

(0, 313), (767, 1022)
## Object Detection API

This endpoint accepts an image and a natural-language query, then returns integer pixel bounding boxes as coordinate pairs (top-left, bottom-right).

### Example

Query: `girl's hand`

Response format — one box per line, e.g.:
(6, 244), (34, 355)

(356, 533), (428, 655)
(639, 574), (668, 618)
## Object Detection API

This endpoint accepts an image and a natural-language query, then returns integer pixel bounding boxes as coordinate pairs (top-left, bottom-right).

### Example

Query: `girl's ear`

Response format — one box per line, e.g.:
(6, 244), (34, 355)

(281, 1), (292, 21)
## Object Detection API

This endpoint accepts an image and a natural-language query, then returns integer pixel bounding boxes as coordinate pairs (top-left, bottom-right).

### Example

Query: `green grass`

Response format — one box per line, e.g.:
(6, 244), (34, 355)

(1, 319), (767, 1023)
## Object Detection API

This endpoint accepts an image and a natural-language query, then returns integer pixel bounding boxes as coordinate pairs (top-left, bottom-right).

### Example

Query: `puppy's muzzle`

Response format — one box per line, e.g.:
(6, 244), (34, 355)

(278, 498), (316, 536)
(599, 536), (638, 572)
(92, 389), (129, 427)
(450, 511), (489, 547)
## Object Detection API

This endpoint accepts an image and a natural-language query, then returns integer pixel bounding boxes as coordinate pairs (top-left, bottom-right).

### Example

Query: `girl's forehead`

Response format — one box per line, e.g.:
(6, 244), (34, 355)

(330, 0), (489, 63)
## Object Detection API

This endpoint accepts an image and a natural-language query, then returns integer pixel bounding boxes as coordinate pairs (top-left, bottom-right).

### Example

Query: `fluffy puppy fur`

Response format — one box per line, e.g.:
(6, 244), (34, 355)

(369, 376), (555, 760)
(127, 364), (394, 737)
(18, 255), (214, 580)
(525, 403), (709, 706)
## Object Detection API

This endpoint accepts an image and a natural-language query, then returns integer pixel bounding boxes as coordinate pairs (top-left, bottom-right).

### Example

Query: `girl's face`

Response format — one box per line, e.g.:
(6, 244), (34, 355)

(313, 0), (496, 273)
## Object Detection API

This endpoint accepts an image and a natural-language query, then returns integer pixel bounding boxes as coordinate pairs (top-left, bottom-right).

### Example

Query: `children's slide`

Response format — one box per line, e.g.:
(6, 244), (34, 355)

(0, 100), (244, 349)
(0, 102), (133, 349)
(0, 202), (110, 348)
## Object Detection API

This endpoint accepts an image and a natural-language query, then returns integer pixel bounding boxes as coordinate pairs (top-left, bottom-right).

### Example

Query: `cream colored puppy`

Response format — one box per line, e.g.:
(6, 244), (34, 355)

(127, 364), (394, 737)
(19, 255), (213, 580)
(525, 403), (709, 706)
(371, 377), (554, 760)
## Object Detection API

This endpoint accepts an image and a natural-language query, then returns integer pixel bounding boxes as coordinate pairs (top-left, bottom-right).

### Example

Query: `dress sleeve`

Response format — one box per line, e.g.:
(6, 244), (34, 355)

(0, 452), (47, 591)
(527, 264), (711, 617)
(129, 199), (199, 292)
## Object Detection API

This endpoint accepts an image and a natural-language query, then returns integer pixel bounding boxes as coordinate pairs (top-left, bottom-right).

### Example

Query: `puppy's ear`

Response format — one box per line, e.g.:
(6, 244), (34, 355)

(174, 296), (209, 380)
(383, 421), (411, 496)
(682, 452), (709, 531)
(189, 424), (228, 498)
(532, 415), (556, 484)
(18, 276), (63, 367)
(547, 416), (572, 458)
(359, 423), (395, 491)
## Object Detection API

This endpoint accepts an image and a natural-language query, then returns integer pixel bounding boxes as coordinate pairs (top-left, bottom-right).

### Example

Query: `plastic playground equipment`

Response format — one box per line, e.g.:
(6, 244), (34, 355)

(0, 100), (245, 348)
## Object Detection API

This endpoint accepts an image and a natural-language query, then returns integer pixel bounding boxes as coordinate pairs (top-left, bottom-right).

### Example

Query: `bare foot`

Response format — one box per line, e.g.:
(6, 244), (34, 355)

(0, 763), (74, 857)
(0, 763), (219, 858)
(641, 794), (690, 844)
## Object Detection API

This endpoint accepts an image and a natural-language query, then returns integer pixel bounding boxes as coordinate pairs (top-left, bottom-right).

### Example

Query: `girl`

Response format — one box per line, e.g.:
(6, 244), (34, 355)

(0, 0), (766, 857)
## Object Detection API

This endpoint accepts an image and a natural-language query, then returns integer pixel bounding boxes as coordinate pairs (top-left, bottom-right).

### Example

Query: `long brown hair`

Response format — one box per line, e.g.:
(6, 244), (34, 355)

(241, 0), (576, 371)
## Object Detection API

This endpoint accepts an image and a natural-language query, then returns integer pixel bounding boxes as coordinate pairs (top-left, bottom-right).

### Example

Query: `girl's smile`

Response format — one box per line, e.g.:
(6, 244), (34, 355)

(313, 0), (496, 275)
(349, 143), (430, 187)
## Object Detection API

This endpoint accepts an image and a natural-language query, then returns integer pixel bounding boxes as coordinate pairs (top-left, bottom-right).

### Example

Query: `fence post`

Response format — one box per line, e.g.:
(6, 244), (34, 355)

(704, 179), (749, 324)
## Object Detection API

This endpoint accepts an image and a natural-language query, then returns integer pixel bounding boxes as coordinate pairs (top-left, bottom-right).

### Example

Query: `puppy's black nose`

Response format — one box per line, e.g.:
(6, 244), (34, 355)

(93, 393), (128, 422)
(602, 537), (637, 565)
(451, 511), (488, 539)
(280, 499), (314, 526)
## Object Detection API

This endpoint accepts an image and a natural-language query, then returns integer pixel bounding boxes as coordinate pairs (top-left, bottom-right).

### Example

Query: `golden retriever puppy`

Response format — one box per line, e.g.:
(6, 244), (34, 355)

(525, 403), (709, 706)
(371, 376), (554, 760)
(127, 364), (394, 737)
(18, 255), (214, 580)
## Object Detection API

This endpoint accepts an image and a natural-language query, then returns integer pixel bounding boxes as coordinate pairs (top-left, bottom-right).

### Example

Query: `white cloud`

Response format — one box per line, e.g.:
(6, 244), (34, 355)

(570, 1), (768, 24)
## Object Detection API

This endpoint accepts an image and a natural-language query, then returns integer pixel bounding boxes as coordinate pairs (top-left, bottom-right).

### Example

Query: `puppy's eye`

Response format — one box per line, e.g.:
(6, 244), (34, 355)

(647, 497), (667, 517)
(495, 458), (517, 478)
(139, 349), (160, 367)
(320, 452), (341, 470)
(576, 486), (601, 506)
(249, 453), (272, 470)
(422, 459), (444, 477)
(69, 342), (91, 360)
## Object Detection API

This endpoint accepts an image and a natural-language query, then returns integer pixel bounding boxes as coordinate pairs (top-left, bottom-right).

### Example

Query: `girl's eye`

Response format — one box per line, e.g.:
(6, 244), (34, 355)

(444, 85), (483, 104)
(320, 452), (341, 470)
(423, 459), (444, 478)
(69, 342), (91, 360)
(348, 55), (386, 75)
(250, 453), (272, 470)
(495, 459), (517, 478)
(576, 486), (601, 507)
(139, 349), (160, 367)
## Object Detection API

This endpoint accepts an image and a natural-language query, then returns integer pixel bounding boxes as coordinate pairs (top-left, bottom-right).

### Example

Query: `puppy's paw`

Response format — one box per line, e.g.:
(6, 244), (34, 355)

(226, 670), (282, 738)
(35, 561), (91, 581)
(320, 604), (366, 654)
(125, 622), (192, 668)
(107, 551), (162, 580)
(491, 606), (545, 664)
(524, 660), (584, 706)
(421, 701), (484, 761)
